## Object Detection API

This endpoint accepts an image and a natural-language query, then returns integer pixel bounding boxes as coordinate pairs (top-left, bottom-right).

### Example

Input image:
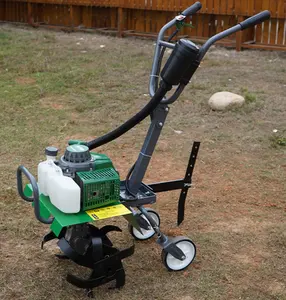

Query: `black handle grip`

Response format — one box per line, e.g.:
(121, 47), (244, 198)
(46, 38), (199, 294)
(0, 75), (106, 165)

(240, 10), (271, 30)
(181, 2), (202, 17)
(17, 165), (54, 224)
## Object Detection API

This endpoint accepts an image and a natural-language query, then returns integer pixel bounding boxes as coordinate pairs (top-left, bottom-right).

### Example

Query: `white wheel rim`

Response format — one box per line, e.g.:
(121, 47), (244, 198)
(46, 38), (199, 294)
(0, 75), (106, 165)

(166, 240), (195, 271)
(132, 212), (160, 240)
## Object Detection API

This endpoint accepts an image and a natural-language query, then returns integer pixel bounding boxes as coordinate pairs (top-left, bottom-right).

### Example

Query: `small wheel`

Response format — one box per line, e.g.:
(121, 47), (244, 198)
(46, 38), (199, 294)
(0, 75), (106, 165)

(161, 237), (196, 271)
(129, 208), (160, 240)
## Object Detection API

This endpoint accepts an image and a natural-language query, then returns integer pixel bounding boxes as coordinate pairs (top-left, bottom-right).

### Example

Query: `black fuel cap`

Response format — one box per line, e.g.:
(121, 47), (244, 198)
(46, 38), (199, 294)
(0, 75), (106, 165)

(64, 144), (91, 163)
(45, 146), (58, 157)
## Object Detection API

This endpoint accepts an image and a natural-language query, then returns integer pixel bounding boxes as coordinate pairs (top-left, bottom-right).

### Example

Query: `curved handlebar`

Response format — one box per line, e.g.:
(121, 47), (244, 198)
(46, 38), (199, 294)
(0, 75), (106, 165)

(199, 10), (270, 61)
(182, 2), (202, 17)
(149, 2), (202, 104)
(240, 10), (271, 30)
(150, 8), (270, 98)
(17, 165), (54, 224)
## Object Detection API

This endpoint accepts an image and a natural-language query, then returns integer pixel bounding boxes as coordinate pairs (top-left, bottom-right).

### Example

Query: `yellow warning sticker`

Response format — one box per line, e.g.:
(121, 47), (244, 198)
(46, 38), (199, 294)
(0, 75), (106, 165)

(86, 204), (131, 221)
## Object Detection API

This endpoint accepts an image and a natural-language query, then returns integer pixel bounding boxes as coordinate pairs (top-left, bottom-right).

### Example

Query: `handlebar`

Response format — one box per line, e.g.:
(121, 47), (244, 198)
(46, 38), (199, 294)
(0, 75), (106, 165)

(17, 165), (54, 224)
(150, 8), (271, 102)
(181, 2), (202, 17)
(240, 10), (271, 30)
(198, 10), (270, 61)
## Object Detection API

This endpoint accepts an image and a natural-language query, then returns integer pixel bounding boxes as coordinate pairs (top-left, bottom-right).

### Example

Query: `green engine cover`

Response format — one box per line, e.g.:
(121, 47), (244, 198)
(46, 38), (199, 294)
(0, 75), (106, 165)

(90, 152), (115, 170)
(75, 168), (120, 211)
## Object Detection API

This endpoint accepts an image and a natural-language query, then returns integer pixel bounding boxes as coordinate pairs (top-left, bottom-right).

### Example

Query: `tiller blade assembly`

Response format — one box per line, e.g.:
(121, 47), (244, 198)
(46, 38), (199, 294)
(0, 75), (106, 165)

(42, 224), (134, 298)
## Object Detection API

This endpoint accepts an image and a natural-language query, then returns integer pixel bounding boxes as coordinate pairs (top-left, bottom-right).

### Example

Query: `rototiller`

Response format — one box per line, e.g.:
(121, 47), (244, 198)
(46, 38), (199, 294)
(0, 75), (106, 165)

(17, 2), (270, 297)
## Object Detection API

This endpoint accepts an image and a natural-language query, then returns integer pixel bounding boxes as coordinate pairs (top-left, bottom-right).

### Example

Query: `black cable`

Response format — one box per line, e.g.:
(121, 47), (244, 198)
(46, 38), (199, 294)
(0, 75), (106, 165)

(125, 163), (136, 199)
(87, 81), (171, 150)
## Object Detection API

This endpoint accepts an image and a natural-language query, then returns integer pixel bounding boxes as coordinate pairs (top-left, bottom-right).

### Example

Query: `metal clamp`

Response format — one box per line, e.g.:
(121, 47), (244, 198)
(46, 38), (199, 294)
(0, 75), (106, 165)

(17, 165), (54, 224)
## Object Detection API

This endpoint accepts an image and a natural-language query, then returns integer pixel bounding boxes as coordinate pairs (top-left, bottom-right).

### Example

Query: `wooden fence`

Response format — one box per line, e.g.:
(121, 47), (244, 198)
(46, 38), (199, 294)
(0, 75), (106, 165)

(1, 0), (285, 51)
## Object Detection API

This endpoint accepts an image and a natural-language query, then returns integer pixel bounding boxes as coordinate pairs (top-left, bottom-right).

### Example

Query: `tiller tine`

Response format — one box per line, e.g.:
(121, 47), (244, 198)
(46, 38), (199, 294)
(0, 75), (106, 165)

(41, 231), (57, 249)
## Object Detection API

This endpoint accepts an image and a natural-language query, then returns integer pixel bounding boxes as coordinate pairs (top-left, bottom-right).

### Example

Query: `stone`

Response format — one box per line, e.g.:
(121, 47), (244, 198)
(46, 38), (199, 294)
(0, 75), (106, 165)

(208, 91), (245, 111)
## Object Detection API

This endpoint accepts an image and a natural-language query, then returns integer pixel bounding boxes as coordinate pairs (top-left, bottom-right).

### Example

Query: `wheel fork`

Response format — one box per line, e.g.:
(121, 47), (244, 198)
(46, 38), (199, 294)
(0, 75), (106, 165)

(138, 206), (186, 261)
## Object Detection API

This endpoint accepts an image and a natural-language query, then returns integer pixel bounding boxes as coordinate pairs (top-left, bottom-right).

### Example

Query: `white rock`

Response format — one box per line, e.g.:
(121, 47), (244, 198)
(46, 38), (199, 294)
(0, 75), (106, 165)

(208, 91), (245, 111)
(174, 130), (183, 134)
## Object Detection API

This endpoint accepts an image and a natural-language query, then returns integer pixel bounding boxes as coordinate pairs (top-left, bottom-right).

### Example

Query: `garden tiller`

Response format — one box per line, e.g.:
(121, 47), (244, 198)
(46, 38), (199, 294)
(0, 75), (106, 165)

(17, 2), (270, 297)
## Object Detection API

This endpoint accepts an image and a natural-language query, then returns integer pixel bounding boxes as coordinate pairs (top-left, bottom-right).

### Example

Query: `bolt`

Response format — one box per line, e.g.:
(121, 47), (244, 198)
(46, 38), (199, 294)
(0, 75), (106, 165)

(158, 122), (163, 127)
(165, 107), (169, 112)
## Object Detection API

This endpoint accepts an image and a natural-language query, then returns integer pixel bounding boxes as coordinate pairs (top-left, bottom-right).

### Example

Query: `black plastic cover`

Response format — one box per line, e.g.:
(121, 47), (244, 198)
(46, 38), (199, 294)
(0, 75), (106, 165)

(161, 39), (200, 86)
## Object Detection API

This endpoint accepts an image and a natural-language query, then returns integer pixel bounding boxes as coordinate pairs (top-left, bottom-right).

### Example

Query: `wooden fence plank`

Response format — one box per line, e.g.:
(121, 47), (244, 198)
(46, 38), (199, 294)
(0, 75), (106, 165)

(276, 18), (285, 45)
(203, 14), (211, 36)
(180, 0), (189, 13)
(277, 0), (285, 18)
(200, 0), (208, 13)
(206, 0), (214, 13)
(247, 0), (254, 16)
(255, 22), (262, 43)
(262, 19), (270, 44)
(220, 0), (227, 14)
(270, 18), (277, 44)
(262, 0), (270, 14)
(269, 0), (278, 17)
(82, 5), (92, 27)
(213, 0), (220, 14)
(234, 0), (241, 15)
(196, 14), (204, 37)
(227, 0), (234, 15)
(236, 15), (244, 50)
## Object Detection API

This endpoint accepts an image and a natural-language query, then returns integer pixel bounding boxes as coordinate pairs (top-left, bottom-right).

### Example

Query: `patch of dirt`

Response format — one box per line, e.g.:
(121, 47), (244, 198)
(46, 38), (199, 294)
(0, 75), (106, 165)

(40, 96), (66, 110)
(15, 77), (36, 85)
(268, 281), (286, 295)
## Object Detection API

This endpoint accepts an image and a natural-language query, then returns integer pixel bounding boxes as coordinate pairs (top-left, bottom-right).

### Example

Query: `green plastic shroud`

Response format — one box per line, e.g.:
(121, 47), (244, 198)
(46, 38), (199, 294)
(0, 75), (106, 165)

(75, 168), (120, 211)
(23, 152), (139, 237)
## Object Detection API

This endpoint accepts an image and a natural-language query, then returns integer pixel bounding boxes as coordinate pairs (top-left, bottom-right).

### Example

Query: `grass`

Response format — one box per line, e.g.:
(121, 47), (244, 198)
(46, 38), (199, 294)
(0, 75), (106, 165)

(0, 24), (286, 300)
(270, 133), (286, 148)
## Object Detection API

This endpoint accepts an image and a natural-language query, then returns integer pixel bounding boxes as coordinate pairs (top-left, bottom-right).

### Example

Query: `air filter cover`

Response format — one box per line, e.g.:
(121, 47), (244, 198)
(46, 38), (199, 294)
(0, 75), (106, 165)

(64, 145), (91, 163)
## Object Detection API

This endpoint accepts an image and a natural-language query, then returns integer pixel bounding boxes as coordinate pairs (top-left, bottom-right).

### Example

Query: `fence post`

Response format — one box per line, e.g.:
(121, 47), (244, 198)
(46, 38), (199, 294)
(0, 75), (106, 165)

(236, 15), (244, 51)
(82, 6), (92, 28)
(117, 7), (124, 37)
(27, 1), (32, 25)
(69, 5), (74, 30)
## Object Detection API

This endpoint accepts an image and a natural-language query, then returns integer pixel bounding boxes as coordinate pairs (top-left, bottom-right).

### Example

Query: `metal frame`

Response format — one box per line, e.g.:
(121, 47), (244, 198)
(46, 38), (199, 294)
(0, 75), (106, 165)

(125, 98), (200, 259)
(128, 103), (169, 194)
